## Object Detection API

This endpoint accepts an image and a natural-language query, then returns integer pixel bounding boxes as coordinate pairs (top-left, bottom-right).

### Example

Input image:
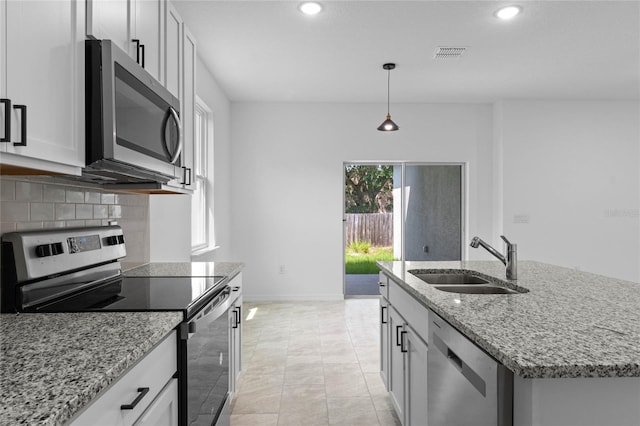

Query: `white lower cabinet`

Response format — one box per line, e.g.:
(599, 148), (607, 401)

(388, 305), (406, 422)
(380, 297), (390, 388)
(133, 379), (178, 426)
(228, 273), (243, 397)
(382, 273), (430, 426)
(70, 330), (178, 426)
(404, 325), (429, 426)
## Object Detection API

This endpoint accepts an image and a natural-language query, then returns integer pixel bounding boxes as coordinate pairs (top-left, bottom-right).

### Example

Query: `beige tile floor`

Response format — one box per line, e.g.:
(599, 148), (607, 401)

(230, 299), (401, 426)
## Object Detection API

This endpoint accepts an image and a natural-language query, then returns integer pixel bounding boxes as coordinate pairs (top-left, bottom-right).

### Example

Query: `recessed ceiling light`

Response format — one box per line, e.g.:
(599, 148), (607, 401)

(299, 2), (323, 16)
(495, 5), (522, 20)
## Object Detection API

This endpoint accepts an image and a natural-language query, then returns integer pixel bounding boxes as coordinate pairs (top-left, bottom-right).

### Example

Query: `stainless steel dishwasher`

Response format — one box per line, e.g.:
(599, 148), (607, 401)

(428, 310), (513, 426)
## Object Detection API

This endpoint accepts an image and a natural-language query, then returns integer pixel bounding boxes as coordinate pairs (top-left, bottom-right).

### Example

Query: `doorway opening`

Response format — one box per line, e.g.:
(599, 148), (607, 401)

(343, 162), (465, 296)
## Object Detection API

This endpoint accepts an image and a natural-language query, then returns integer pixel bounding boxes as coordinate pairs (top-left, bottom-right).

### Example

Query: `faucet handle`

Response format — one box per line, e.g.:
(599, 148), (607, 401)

(500, 235), (514, 247)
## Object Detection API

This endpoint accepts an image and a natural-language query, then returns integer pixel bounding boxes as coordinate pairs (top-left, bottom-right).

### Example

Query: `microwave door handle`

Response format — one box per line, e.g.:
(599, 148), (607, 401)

(163, 106), (182, 164)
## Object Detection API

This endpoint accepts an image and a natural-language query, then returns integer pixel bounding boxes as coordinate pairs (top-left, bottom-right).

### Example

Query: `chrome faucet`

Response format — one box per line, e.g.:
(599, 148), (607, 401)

(470, 235), (517, 280)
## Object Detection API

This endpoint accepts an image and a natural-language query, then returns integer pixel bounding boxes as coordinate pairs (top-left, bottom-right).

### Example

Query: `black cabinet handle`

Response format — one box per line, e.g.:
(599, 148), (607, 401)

(232, 286), (240, 292)
(400, 331), (408, 353)
(132, 39), (145, 68)
(1, 98), (11, 142)
(120, 387), (149, 410)
(181, 166), (187, 184)
(187, 167), (192, 186)
(396, 325), (403, 346)
(379, 282), (385, 287)
(233, 307), (241, 328)
(132, 39), (141, 65)
(381, 306), (387, 324)
(12, 105), (26, 146)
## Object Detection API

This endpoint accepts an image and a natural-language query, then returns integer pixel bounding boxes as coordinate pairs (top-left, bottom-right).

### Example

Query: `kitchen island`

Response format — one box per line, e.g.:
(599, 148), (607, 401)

(378, 260), (640, 425)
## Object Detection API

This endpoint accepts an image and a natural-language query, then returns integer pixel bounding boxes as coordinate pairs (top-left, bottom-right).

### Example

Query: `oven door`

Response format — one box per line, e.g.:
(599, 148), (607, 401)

(182, 286), (231, 426)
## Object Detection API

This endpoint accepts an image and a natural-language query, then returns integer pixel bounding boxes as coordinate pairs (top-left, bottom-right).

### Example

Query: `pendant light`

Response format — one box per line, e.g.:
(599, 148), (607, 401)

(377, 63), (399, 131)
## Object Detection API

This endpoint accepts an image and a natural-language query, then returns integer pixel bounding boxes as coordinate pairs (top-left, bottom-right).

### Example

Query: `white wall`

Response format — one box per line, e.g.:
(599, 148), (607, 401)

(498, 101), (640, 282)
(230, 102), (496, 300)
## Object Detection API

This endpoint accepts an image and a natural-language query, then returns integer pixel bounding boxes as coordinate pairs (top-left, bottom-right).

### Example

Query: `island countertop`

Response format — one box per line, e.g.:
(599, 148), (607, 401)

(0, 311), (182, 426)
(377, 260), (640, 379)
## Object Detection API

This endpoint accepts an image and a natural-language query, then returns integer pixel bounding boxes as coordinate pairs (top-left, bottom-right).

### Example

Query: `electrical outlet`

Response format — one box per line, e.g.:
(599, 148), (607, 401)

(279, 265), (286, 274)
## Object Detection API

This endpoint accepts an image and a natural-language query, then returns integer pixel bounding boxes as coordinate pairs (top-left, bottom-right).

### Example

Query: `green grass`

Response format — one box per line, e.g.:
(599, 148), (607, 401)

(345, 246), (395, 274)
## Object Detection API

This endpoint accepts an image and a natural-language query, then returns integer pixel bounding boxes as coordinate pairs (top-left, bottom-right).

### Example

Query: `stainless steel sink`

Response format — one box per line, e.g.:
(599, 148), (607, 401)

(434, 285), (517, 294)
(409, 271), (490, 285)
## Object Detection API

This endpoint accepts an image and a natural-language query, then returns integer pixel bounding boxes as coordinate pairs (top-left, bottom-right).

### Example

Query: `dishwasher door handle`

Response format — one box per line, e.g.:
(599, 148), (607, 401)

(432, 331), (487, 397)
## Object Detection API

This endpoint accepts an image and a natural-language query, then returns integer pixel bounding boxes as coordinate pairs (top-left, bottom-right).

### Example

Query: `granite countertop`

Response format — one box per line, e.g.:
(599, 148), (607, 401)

(0, 311), (182, 426)
(123, 261), (244, 279)
(377, 260), (640, 379)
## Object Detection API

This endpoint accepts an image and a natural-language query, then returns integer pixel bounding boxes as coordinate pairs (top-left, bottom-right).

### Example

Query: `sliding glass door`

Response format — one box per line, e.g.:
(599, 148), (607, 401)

(343, 162), (464, 296)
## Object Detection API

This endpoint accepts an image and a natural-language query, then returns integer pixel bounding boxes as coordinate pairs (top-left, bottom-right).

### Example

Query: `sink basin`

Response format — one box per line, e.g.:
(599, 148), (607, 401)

(410, 272), (490, 285)
(434, 285), (517, 294)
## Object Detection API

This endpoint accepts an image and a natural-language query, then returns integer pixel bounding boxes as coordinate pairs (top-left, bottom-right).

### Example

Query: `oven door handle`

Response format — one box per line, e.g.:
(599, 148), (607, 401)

(183, 286), (231, 339)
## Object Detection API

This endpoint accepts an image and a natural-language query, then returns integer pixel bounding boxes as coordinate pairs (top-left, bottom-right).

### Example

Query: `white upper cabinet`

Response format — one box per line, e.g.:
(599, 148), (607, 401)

(87, 0), (164, 83)
(180, 26), (196, 189)
(86, 0), (131, 52)
(132, 0), (164, 82)
(164, 2), (182, 100)
(0, 0), (85, 174)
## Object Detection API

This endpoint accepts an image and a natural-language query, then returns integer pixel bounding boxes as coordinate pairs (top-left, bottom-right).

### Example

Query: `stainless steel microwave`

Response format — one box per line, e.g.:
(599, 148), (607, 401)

(84, 39), (182, 184)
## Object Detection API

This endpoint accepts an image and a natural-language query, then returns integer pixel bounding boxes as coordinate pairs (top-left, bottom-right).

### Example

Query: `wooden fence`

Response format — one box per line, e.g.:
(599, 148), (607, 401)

(345, 213), (393, 247)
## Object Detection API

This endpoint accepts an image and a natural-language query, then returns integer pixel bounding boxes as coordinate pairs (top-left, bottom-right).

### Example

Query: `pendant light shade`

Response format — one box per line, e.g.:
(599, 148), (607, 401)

(377, 63), (399, 132)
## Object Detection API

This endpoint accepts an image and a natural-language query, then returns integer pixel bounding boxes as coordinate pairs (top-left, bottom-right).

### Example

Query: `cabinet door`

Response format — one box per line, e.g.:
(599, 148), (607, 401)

(233, 296), (243, 390)
(179, 26), (196, 189)
(164, 2), (182, 99)
(380, 297), (390, 389)
(133, 378), (178, 426)
(134, 0), (164, 82)
(405, 326), (428, 426)
(3, 0), (84, 168)
(388, 306), (405, 424)
(86, 0), (131, 53)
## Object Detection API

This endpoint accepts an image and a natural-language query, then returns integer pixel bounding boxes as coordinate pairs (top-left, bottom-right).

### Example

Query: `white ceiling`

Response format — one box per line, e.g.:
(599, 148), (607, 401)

(173, 1), (640, 103)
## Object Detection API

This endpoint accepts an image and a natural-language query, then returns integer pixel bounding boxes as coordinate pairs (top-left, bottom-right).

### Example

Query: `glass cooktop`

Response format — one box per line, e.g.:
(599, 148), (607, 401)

(32, 276), (227, 318)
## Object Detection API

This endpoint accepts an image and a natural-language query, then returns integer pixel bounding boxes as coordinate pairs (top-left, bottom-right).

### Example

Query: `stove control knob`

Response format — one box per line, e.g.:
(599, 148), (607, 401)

(35, 244), (52, 257)
(106, 236), (119, 246)
(51, 242), (64, 255)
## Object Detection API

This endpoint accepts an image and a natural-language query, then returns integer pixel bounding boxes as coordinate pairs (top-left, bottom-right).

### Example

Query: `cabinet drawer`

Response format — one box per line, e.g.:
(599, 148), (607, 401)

(70, 330), (177, 426)
(388, 278), (428, 342)
(229, 272), (243, 304)
(378, 272), (389, 298)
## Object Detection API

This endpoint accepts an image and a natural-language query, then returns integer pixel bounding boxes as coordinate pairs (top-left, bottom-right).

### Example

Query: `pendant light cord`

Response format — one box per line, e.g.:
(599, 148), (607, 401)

(387, 69), (391, 115)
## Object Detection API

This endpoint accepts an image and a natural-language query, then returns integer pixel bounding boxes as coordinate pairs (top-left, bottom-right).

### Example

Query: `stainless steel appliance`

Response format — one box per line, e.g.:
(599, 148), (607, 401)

(84, 39), (183, 185)
(1, 226), (231, 426)
(428, 310), (513, 426)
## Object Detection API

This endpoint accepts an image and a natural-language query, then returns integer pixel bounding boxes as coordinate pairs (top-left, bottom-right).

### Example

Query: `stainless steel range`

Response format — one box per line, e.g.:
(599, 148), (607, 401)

(1, 226), (231, 426)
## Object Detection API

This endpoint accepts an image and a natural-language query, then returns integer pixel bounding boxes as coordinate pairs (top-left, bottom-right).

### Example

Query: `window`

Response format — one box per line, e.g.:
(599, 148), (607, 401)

(191, 97), (213, 253)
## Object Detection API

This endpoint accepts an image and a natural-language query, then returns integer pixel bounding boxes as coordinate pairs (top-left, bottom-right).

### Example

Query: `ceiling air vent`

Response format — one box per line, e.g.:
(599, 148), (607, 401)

(433, 46), (467, 59)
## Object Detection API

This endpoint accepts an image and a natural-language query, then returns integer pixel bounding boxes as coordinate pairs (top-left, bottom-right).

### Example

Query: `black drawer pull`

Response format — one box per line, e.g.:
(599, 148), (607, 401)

(396, 325), (403, 346)
(13, 104), (26, 146)
(381, 306), (387, 324)
(120, 387), (149, 410)
(1, 98), (10, 142)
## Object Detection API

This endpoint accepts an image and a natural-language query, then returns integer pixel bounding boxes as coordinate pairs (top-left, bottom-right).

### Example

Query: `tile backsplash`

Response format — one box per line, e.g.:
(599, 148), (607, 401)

(0, 176), (150, 265)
